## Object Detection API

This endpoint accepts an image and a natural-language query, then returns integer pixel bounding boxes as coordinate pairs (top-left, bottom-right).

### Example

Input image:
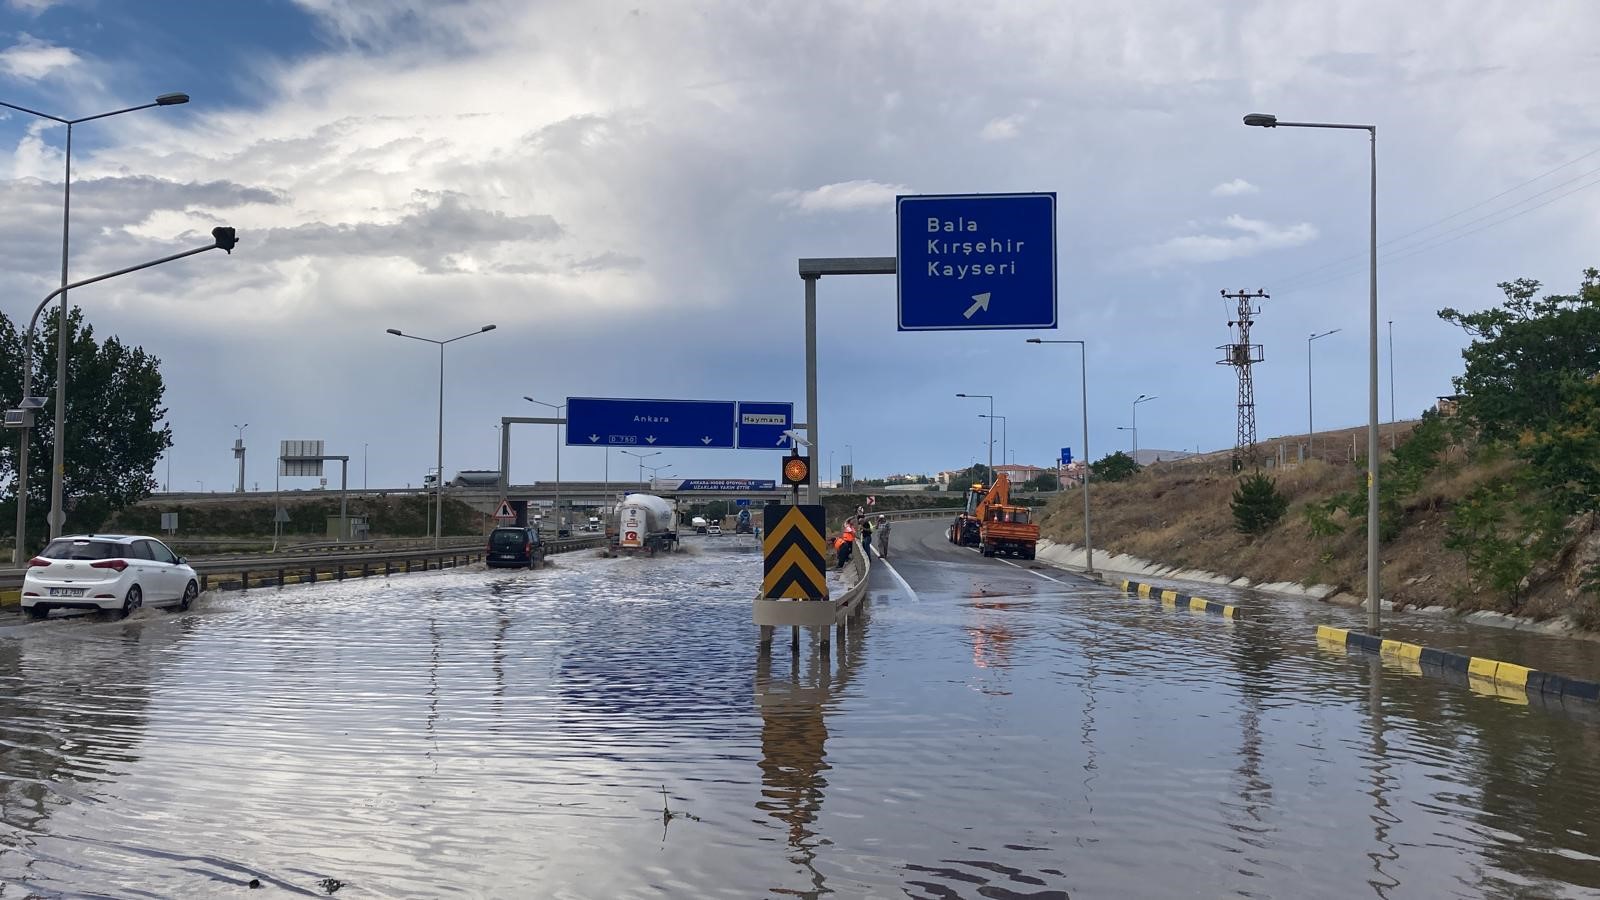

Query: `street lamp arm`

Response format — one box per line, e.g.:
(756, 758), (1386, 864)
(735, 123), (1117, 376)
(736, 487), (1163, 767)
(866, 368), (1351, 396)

(0, 99), (68, 123)
(69, 100), (164, 124)
(26, 239), (227, 340)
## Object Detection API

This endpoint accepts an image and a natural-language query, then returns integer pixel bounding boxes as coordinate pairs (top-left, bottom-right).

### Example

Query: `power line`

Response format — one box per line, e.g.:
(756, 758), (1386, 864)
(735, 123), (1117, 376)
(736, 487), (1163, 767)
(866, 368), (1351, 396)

(1270, 143), (1600, 290)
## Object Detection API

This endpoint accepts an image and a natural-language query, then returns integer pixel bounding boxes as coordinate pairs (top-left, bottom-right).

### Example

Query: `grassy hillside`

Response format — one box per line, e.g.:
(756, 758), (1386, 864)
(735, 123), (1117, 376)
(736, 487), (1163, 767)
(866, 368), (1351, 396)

(1037, 419), (1600, 627)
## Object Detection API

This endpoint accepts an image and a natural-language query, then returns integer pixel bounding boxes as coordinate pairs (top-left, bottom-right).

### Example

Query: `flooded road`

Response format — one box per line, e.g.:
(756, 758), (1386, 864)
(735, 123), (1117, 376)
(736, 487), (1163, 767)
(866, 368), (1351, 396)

(4, 525), (1600, 897)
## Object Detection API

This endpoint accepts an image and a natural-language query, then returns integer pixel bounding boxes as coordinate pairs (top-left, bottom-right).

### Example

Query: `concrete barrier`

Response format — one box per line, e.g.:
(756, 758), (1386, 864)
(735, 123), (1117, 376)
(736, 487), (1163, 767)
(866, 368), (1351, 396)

(754, 537), (872, 651)
(1316, 624), (1600, 704)
(1119, 579), (1239, 619)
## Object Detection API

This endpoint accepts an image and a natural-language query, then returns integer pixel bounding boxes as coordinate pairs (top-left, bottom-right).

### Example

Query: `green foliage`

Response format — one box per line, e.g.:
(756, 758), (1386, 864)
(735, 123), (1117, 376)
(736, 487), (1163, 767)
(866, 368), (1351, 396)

(1231, 472), (1288, 536)
(1444, 478), (1562, 609)
(1439, 268), (1600, 442)
(0, 307), (173, 547)
(1089, 451), (1140, 483)
(1024, 471), (1060, 491)
(1301, 497), (1345, 538)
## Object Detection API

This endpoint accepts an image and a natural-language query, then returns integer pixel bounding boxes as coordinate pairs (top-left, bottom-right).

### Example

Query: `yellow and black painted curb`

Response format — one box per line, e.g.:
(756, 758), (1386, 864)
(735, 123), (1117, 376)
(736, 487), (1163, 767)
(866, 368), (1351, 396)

(1119, 579), (1238, 619)
(1316, 624), (1600, 703)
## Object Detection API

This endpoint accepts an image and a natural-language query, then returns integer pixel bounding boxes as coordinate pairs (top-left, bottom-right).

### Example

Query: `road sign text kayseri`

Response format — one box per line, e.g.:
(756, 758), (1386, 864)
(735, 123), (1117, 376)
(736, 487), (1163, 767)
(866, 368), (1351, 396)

(896, 192), (1057, 332)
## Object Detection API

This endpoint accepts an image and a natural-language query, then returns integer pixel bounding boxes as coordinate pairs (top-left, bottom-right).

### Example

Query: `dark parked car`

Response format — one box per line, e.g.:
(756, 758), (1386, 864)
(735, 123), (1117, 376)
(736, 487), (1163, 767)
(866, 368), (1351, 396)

(485, 526), (545, 569)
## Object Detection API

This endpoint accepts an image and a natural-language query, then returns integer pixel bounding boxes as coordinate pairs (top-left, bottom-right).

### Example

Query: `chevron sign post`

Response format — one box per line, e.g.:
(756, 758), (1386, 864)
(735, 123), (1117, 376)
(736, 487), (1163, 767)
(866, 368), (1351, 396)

(761, 504), (829, 601)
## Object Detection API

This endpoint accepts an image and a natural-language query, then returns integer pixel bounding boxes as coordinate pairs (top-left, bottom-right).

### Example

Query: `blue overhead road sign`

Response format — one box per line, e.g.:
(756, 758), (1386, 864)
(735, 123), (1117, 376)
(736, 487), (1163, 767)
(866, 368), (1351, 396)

(567, 397), (737, 449)
(896, 192), (1057, 331)
(736, 401), (795, 449)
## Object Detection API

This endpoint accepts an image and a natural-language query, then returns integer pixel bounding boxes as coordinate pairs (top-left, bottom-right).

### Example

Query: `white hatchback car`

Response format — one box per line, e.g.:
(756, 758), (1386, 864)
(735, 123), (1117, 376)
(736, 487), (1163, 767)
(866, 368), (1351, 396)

(22, 534), (199, 619)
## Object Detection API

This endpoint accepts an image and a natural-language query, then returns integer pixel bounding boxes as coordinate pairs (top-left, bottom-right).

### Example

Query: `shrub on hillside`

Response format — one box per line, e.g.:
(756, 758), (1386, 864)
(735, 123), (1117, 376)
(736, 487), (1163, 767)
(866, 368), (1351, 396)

(1231, 472), (1288, 536)
(1090, 451), (1140, 483)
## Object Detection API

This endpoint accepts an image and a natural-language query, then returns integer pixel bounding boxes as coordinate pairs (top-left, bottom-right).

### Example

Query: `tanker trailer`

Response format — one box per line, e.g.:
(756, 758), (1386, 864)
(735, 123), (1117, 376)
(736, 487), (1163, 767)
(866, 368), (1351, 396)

(611, 493), (680, 555)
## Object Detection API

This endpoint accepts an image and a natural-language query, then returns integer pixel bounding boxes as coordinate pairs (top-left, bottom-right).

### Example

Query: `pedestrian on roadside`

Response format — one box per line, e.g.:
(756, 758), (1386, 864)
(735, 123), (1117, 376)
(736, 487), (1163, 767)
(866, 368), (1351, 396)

(858, 514), (873, 557)
(836, 519), (856, 569)
(877, 514), (891, 559)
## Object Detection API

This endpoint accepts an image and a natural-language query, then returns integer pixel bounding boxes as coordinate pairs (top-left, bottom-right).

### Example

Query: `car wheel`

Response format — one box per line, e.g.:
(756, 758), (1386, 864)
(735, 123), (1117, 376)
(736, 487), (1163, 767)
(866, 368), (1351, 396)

(25, 605), (49, 620)
(178, 580), (198, 611)
(121, 585), (143, 619)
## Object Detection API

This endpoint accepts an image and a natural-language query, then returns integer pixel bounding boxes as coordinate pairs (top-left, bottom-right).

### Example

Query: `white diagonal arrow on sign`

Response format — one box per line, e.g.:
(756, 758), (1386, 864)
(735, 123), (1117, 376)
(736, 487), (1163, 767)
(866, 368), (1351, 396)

(963, 292), (991, 319)
(776, 434), (789, 447)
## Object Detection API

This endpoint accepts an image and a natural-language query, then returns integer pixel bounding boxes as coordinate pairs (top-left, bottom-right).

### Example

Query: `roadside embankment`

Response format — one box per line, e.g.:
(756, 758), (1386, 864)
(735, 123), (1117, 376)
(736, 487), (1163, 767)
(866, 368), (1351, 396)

(1036, 419), (1600, 631)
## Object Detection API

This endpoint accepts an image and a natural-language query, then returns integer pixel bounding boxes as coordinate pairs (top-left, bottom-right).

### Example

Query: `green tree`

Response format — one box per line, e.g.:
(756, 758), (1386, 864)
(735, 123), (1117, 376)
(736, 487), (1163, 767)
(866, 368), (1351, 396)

(704, 499), (729, 521)
(0, 307), (173, 545)
(1025, 471), (1060, 491)
(1231, 472), (1288, 535)
(1439, 268), (1600, 442)
(1089, 451), (1139, 483)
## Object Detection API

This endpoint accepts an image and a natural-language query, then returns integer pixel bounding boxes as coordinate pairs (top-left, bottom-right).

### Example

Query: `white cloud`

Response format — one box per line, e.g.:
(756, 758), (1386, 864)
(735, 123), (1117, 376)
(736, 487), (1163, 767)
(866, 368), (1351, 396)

(5, 0), (64, 13)
(1130, 215), (1317, 266)
(1210, 178), (1259, 197)
(980, 114), (1024, 142)
(0, 34), (79, 80)
(773, 179), (910, 213)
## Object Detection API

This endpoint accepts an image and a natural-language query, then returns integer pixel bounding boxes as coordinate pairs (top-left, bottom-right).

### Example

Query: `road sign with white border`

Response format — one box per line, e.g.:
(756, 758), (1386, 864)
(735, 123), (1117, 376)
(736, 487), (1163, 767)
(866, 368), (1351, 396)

(896, 192), (1057, 331)
(737, 401), (795, 449)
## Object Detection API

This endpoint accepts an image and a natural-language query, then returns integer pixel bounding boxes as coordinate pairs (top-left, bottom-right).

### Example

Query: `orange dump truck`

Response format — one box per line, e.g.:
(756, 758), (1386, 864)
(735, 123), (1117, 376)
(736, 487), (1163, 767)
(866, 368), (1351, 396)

(947, 474), (1040, 559)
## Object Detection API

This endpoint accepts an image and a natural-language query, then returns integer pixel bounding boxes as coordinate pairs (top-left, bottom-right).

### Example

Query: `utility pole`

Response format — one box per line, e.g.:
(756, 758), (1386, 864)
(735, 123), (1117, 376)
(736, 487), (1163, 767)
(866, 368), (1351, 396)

(1218, 289), (1267, 470)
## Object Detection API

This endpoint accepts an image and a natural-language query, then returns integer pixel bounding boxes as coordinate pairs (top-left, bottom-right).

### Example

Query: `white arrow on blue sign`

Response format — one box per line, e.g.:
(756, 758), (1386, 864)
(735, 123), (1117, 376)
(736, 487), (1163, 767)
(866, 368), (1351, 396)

(896, 192), (1057, 331)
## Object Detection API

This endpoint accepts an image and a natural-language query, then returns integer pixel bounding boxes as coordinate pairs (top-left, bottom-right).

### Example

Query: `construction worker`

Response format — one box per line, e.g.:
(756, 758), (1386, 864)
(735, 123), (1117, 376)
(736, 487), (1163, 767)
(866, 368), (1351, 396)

(877, 514), (891, 559)
(858, 514), (873, 557)
(836, 518), (856, 569)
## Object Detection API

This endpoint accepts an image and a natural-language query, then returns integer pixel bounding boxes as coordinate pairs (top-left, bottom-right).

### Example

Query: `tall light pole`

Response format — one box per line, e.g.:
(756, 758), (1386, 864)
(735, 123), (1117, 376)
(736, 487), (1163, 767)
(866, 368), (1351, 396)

(1, 93), (190, 545)
(1246, 111), (1380, 633)
(1308, 329), (1341, 460)
(979, 414), (1007, 472)
(524, 397), (566, 532)
(232, 423), (248, 493)
(956, 393), (994, 473)
(1027, 338), (1095, 574)
(9, 229), (233, 561)
(386, 324), (497, 548)
(1130, 394), (1157, 459)
(621, 449), (660, 485)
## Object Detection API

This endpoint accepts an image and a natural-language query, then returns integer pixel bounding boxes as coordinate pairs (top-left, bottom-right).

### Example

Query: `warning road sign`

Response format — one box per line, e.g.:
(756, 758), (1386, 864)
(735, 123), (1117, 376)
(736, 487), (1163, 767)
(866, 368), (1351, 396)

(494, 499), (515, 520)
(761, 504), (829, 600)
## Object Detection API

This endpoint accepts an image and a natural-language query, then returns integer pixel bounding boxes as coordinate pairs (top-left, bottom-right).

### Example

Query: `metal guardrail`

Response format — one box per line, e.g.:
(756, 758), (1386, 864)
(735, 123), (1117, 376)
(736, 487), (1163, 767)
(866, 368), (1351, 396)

(0, 536), (606, 595)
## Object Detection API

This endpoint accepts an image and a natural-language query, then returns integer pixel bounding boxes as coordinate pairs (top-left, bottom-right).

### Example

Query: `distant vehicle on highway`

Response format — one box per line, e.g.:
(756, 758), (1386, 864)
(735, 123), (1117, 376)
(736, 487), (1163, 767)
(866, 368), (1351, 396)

(707, 523), (722, 536)
(485, 526), (544, 569)
(22, 534), (198, 619)
(691, 516), (710, 534)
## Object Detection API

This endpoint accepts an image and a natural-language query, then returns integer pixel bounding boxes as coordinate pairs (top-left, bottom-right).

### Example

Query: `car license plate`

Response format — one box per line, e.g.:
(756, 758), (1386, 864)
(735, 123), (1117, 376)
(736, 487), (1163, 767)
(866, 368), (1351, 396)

(496, 554), (515, 559)
(48, 587), (85, 597)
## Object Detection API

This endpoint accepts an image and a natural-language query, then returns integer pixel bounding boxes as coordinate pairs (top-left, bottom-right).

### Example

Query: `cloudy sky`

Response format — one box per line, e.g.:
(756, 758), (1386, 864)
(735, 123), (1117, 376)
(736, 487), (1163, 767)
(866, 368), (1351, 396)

(2, 0), (1599, 491)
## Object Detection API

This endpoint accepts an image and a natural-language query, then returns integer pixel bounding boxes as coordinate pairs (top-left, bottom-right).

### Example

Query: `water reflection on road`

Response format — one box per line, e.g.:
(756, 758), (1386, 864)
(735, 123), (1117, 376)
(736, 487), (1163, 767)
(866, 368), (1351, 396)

(0, 528), (1599, 897)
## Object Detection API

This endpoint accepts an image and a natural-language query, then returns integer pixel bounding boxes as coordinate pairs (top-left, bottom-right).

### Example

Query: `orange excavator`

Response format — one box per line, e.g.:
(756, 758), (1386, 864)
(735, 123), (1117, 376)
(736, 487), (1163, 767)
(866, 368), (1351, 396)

(947, 473), (1040, 559)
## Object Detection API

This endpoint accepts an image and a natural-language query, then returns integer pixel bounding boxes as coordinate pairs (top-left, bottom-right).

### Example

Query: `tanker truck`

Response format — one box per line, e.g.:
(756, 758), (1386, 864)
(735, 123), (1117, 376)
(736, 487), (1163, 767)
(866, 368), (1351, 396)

(610, 493), (681, 555)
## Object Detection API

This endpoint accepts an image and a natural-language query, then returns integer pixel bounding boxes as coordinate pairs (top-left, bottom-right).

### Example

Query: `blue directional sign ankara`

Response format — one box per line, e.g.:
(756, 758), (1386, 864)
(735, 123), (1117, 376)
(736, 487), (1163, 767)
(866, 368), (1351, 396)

(736, 401), (795, 449)
(567, 397), (737, 449)
(896, 192), (1057, 331)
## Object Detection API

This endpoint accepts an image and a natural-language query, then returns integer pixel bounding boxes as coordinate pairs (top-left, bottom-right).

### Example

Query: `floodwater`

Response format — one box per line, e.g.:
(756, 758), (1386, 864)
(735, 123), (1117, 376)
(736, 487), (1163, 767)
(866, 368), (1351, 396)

(3, 524), (1600, 897)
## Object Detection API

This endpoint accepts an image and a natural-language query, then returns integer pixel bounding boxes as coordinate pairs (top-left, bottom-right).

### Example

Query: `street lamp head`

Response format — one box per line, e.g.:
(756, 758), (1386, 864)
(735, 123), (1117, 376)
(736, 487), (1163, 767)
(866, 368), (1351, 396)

(1025, 338), (1042, 344)
(956, 392), (968, 398)
(156, 93), (190, 106)
(1243, 113), (1278, 128)
(385, 328), (403, 336)
(480, 324), (496, 332)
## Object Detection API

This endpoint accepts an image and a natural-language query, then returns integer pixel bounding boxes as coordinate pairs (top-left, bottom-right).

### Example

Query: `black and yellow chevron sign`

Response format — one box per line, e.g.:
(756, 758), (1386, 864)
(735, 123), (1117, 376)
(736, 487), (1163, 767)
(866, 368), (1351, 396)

(761, 504), (829, 600)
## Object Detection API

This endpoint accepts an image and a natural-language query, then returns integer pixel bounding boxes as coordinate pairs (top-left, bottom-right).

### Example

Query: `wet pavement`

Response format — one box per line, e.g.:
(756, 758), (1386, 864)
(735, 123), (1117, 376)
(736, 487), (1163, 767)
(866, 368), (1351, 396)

(2, 524), (1600, 897)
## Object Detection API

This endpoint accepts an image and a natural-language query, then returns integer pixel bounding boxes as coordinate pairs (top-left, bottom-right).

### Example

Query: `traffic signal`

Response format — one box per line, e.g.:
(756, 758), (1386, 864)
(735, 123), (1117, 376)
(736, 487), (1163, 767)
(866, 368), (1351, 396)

(212, 226), (238, 253)
(781, 453), (810, 487)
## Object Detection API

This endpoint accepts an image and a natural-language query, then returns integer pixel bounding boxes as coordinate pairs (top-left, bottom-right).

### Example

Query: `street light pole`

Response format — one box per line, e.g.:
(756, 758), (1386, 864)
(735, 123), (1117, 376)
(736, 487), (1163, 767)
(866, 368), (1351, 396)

(1131, 394), (1157, 459)
(980, 415), (1007, 472)
(1, 94), (191, 543)
(1245, 111), (1382, 634)
(525, 397), (566, 532)
(956, 393), (995, 474)
(386, 324), (497, 548)
(1027, 338), (1095, 574)
(621, 450), (660, 485)
(1308, 329), (1341, 460)
(233, 423), (249, 493)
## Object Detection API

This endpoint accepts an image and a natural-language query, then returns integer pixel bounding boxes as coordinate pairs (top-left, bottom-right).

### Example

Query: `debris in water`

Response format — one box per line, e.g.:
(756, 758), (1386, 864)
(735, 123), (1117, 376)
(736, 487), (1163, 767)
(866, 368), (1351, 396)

(317, 877), (344, 894)
(248, 878), (261, 889)
(660, 784), (701, 837)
